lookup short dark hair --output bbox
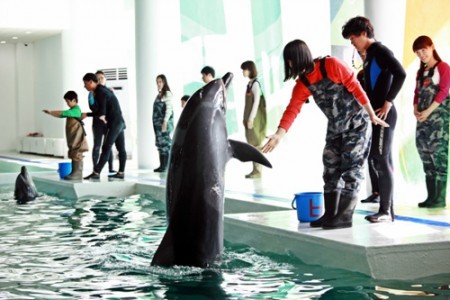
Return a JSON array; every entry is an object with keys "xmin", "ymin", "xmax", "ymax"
[
  {"xmin": 82, "ymin": 73, "xmax": 98, "ymax": 83},
  {"xmin": 64, "ymin": 91, "xmax": 78, "ymax": 103},
  {"xmin": 341, "ymin": 16, "xmax": 375, "ymax": 39},
  {"xmin": 181, "ymin": 95, "xmax": 190, "ymax": 101},
  {"xmin": 283, "ymin": 39, "xmax": 314, "ymax": 81},
  {"xmin": 95, "ymin": 70, "xmax": 105, "ymax": 76},
  {"xmin": 201, "ymin": 66, "xmax": 215, "ymax": 77},
  {"xmin": 241, "ymin": 60, "xmax": 258, "ymax": 79}
]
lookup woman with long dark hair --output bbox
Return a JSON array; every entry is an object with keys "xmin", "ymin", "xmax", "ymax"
[
  {"xmin": 153, "ymin": 74, "xmax": 174, "ymax": 172},
  {"xmin": 412, "ymin": 35, "xmax": 450, "ymax": 208}
]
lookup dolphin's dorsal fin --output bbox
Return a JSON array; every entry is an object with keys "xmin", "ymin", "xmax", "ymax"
[{"xmin": 228, "ymin": 139, "xmax": 272, "ymax": 168}]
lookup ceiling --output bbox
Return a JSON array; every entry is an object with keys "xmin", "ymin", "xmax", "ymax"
[{"xmin": 0, "ymin": 28, "xmax": 62, "ymax": 44}]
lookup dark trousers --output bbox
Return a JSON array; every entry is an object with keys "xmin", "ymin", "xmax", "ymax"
[
  {"xmin": 94, "ymin": 122, "xmax": 127, "ymax": 173},
  {"xmin": 369, "ymin": 106, "xmax": 397, "ymax": 214},
  {"xmin": 92, "ymin": 122, "xmax": 114, "ymax": 171}
]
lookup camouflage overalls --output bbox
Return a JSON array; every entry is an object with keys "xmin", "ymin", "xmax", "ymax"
[
  {"xmin": 153, "ymin": 95, "xmax": 174, "ymax": 156},
  {"xmin": 300, "ymin": 58, "xmax": 371, "ymax": 197},
  {"xmin": 416, "ymin": 64, "xmax": 450, "ymax": 181}
]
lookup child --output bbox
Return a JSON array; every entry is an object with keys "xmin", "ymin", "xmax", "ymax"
[
  {"xmin": 43, "ymin": 91, "xmax": 88, "ymax": 180},
  {"xmin": 262, "ymin": 39, "xmax": 388, "ymax": 229}
]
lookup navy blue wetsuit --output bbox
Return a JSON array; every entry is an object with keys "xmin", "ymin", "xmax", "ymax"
[{"xmin": 363, "ymin": 42, "xmax": 406, "ymax": 215}]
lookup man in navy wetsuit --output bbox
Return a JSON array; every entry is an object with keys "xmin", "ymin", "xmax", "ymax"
[{"xmin": 342, "ymin": 16, "xmax": 406, "ymax": 222}]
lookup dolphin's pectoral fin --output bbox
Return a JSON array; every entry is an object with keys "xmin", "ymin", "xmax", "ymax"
[{"xmin": 229, "ymin": 139, "xmax": 272, "ymax": 168}]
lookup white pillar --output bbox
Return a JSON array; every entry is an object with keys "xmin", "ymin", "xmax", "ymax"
[
  {"xmin": 365, "ymin": 0, "xmax": 407, "ymax": 61},
  {"xmin": 135, "ymin": 0, "xmax": 180, "ymax": 169}
]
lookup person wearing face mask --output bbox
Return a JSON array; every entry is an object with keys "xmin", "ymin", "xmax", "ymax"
[
  {"xmin": 153, "ymin": 74, "xmax": 174, "ymax": 172},
  {"xmin": 412, "ymin": 35, "xmax": 450, "ymax": 209}
]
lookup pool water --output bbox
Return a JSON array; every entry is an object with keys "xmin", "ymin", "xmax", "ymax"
[
  {"xmin": 0, "ymin": 185, "xmax": 449, "ymax": 299},
  {"xmin": 0, "ymin": 159, "xmax": 54, "ymax": 173}
]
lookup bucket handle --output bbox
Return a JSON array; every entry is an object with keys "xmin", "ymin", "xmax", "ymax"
[{"xmin": 291, "ymin": 197, "xmax": 296, "ymax": 210}]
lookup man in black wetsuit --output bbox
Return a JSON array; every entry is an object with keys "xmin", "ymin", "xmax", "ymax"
[
  {"xmin": 82, "ymin": 73, "xmax": 127, "ymax": 180},
  {"xmin": 342, "ymin": 16, "xmax": 406, "ymax": 222}
]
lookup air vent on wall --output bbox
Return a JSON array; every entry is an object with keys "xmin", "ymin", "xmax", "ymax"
[{"xmin": 99, "ymin": 68, "xmax": 128, "ymax": 81}]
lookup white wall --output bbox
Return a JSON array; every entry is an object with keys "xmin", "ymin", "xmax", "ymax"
[
  {"xmin": 16, "ymin": 43, "xmax": 36, "ymax": 143},
  {"xmin": 0, "ymin": 44, "xmax": 17, "ymax": 151}
]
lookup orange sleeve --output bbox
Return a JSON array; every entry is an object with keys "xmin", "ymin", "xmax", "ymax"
[{"xmin": 278, "ymin": 81, "xmax": 312, "ymax": 132}]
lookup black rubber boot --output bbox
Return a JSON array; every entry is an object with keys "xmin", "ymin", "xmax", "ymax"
[
  {"xmin": 154, "ymin": 153, "xmax": 168, "ymax": 173},
  {"xmin": 64, "ymin": 160, "xmax": 83, "ymax": 180},
  {"xmin": 154, "ymin": 153, "xmax": 163, "ymax": 172},
  {"xmin": 322, "ymin": 193, "xmax": 358, "ymax": 229},
  {"xmin": 310, "ymin": 191, "xmax": 340, "ymax": 228},
  {"xmin": 427, "ymin": 179, "xmax": 447, "ymax": 208},
  {"xmin": 418, "ymin": 176, "xmax": 436, "ymax": 208}
]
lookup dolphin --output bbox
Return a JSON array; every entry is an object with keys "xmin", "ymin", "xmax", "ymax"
[
  {"xmin": 14, "ymin": 166, "xmax": 39, "ymax": 204},
  {"xmin": 151, "ymin": 72, "xmax": 272, "ymax": 268}
]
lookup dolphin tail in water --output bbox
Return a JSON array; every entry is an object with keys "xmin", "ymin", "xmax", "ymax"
[{"xmin": 228, "ymin": 139, "xmax": 272, "ymax": 168}]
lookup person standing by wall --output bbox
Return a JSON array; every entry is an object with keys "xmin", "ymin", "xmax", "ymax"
[
  {"xmin": 412, "ymin": 35, "xmax": 450, "ymax": 208},
  {"xmin": 88, "ymin": 70, "xmax": 116, "ymax": 175},
  {"xmin": 82, "ymin": 73, "xmax": 127, "ymax": 180},
  {"xmin": 241, "ymin": 60, "xmax": 267, "ymax": 179},
  {"xmin": 342, "ymin": 16, "xmax": 406, "ymax": 223},
  {"xmin": 153, "ymin": 74, "xmax": 174, "ymax": 172},
  {"xmin": 262, "ymin": 39, "xmax": 388, "ymax": 230}
]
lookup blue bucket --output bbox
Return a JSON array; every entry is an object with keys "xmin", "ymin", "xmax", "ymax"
[
  {"xmin": 58, "ymin": 162, "xmax": 72, "ymax": 179},
  {"xmin": 291, "ymin": 192, "xmax": 324, "ymax": 222}
]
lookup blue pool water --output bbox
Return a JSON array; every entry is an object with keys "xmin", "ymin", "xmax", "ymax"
[{"xmin": 0, "ymin": 185, "xmax": 449, "ymax": 299}]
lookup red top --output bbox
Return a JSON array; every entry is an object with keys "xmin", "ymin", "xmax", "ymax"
[
  {"xmin": 413, "ymin": 61, "xmax": 450, "ymax": 105},
  {"xmin": 279, "ymin": 57, "xmax": 369, "ymax": 132}
]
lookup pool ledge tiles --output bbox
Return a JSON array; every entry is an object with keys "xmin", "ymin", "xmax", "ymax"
[{"xmin": 32, "ymin": 173, "xmax": 450, "ymax": 281}]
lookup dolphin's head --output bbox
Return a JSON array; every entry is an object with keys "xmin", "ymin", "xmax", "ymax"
[
  {"xmin": 198, "ymin": 72, "xmax": 233, "ymax": 113},
  {"xmin": 21, "ymin": 166, "xmax": 28, "ymax": 176}
]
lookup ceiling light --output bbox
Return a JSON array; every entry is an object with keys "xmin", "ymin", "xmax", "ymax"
[
  {"xmin": 12, "ymin": 36, "xmax": 18, "ymax": 39},
  {"xmin": 26, "ymin": 31, "xmax": 32, "ymax": 34},
  {"xmin": 1, "ymin": 41, "xmax": 6, "ymax": 44}
]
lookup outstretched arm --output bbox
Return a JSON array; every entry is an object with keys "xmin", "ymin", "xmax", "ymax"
[{"xmin": 43, "ymin": 110, "xmax": 62, "ymax": 118}]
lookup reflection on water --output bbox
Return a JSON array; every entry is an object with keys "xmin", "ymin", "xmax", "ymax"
[{"xmin": 0, "ymin": 185, "xmax": 449, "ymax": 299}]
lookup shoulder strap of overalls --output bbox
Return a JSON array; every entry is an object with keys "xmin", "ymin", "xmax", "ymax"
[
  {"xmin": 319, "ymin": 56, "xmax": 328, "ymax": 79},
  {"xmin": 250, "ymin": 79, "xmax": 264, "ymax": 96},
  {"xmin": 71, "ymin": 117, "xmax": 87, "ymax": 136}
]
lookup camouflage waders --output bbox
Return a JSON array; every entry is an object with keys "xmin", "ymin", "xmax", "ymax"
[
  {"xmin": 153, "ymin": 96, "xmax": 174, "ymax": 172},
  {"xmin": 416, "ymin": 64, "xmax": 449, "ymax": 208},
  {"xmin": 303, "ymin": 58, "xmax": 371, "ymax": 229}
]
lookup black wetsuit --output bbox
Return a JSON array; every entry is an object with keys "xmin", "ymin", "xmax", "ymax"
[
  {"xmin": 363, "ymin": 41, "xmax": 406, "ymax": 215},
  {"xmin": 88, "ymin": 84, "xmax": 127, "ymax": 173}
]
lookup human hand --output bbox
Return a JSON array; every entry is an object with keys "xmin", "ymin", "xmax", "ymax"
[
  {"xmin": 370, "ymin": 115, "xmax": 389, "ymax": 127},
  {"xmin": 81, "ymin": 113, "xmax": 87, "ymax": 120},
  {"xmin": 247, "ymin": 120, "xmax": 254, "ymax": 129},
  {"xmin": 262, "ymin": 128, "xmax": 286, "ymax": 153},
  {"xmin": 162, "ymin": 121, "xmax": 167, "ymax": 133},
  {"xmin": 99, "ymin": 115, "xmax": 107, "ymax": 124},
  {"xmin": 375, "ymin": 101, "xmax": 392, "ymax": 120},
  {"xmin": 43, "ymin": 109, "xmax": 50, "ymax": 114},
  {"xmin": 417, "ymin": 109, "xmax": 431, "ymax": 122}
]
